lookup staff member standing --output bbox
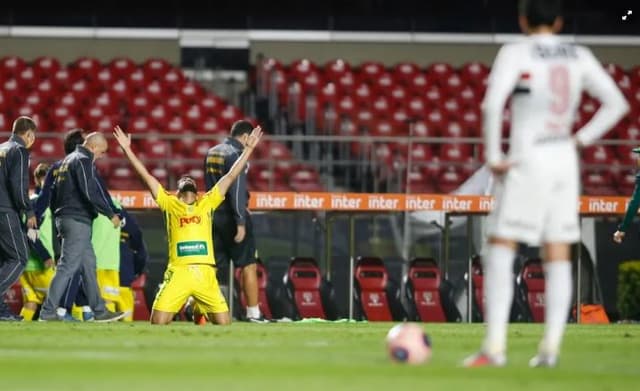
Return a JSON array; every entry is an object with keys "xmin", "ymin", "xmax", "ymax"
[
  {"xmin": 39, "ymin": 132, "xmax": 125, "ymax": 322},
  {"xmin": 204, "ymin": 120, "xmax": 265, "ymax": 322},
  {"xmin": 0, "ymin": 116, "xmax": 37, "ymax": 321}
]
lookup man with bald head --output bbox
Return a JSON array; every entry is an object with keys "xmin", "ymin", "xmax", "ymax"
[{"xmin": 40, "ymin": 132, "xmax": 125, "ymax": 322}]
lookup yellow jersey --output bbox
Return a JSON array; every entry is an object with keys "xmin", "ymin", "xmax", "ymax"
[{"xmin": 155, "ymin": 184, "xmax": 224, "ymax": 267}]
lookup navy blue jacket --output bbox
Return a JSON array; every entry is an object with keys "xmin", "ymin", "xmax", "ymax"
[
  {"xmin": 35, "ymin": 160, "xmax": 119, "ymax": 225},
  {"xmin": 204, "ymin": 137, "xmax": 249, "ymax": 225},
  {"xmin": 119, "ymin": 208, "xmax": 148, "ymax": 287},
  {"xmin": 51, "ymin": 145, "xmax": 115, "ymax": 224},
  {"xmin": 0, "ymin": 134, "xmax": 34, "ymax": 219}
]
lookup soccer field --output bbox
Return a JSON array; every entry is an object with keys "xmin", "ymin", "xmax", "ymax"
[{"xmin": 0, "ymin": 322, "xmax": 638, "ymax": 391}]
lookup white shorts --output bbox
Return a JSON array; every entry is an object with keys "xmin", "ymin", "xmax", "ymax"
[{"xmin": 486, "ymin": 144, "xmax": 580, "ymax": 246}]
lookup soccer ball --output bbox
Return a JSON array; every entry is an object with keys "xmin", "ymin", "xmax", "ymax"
[{"xmin": 386, "ymin": 323, "xmax": 432, "ymax": 364}]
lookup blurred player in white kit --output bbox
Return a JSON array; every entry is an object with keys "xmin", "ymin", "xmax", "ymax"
[{"xmin": 463, "ymin": 0, "xmax": 629, "ymax": 368}]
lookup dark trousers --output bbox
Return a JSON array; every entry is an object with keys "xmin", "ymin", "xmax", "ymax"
[{"xmin": 0, "ymin": 211, "xmax": 28, "ymax": 304}]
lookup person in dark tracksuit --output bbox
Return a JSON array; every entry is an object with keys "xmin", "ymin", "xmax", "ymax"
[
  {"xmin": 204, "ymin": 120, "xmax": 266, "ymax": 322},
  {"xmin": 118, "ymin": 207, "xmax": 148, "ymax": 321},
  {"xmin": 39, "ymin": 132, "xmax": 125, "ymax": 322},
  {"xmin": 35, "ymin": 128, "xmax": 121, "ymax": 321},
  {"xmin": 0, "ymin": 116, "xmax": 38, "ymax": 321},
  {"xmin": 613, "ymin": 147, "xmax": 640, "ymax": 244}
]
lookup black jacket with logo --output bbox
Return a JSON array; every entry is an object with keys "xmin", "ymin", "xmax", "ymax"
[
  {"xmin": 204, "ymin": 137, "xmax": 249, "ymax": 225},
  {"xmin": 51, "ymin": 145, "xmax": 115, "ymax": 224}
]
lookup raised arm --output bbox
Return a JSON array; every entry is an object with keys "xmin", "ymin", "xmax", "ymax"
[
  {"xmin": 112, "ymin": 126, "xmax": 160, "ymax": 199},
  {"xmin": 215, "ymin": 126, "xmax": 263, "ymax": 197}
]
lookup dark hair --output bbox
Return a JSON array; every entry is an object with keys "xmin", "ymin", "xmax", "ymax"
[
  {"xmin": 34, "ymin": 162, "xmax": 50, "ymax": 179},
  {"xmin": 63, "ymin": 128, "xmax": 85, "ymax": 155},
  {"xmin": 12, "ymin": 116, "xmax": 37, "ymax": 135},
  {"xmin": 230, "ymin": 120, "xmax": 254, "ymax": 138},
  {"xmin": 519, "ymin": 0, "xmax": 563, "ymax": 28}
]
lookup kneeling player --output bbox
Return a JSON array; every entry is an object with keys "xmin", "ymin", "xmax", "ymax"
[{"xmin": 112, "ymin": 125, "xmax": 263, "ymax": 325}]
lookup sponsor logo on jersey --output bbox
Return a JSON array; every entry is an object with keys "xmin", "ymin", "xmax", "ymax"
[
  {"xmin": 179, "ymin": 215, "xmax": 201, "ymax": 227},
  {"xmin": 177, "ymin": 241, "xmax": 208, "ymax": 257}
]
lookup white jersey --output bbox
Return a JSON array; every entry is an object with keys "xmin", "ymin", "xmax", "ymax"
[
  {"xmin": 483, "ymin": 34, "xmax": 628, "ymax": 245},
  {"xmin": 483, "ymin": 34, "xmax": 629, "ymax": 166}
]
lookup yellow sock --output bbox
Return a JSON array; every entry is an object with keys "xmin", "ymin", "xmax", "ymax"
[
  {"xmin": 105, "ymin": 302, "xmax": 116, "ymax": 312},
  {"xmin": 20, "ymin": 307, "xmax": 36, "ymax": 321}
]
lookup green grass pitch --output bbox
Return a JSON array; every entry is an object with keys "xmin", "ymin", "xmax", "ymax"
[{"xmin": 0, "ymin": 322, "xmax": 638, "ymax": 391}]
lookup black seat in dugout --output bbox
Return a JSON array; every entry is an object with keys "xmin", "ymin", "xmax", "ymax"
[{"xmin": 283, "ymin": 257, "xmax": 337, "ymax": 320}]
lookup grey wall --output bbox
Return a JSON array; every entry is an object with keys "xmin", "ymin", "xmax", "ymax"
[{"xmin": 0, "ymin": 38, "xmax": 180, "ymax": 65}]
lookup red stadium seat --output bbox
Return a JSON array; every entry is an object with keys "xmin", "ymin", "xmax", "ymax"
[
  {"xmin": 128, "ymin": 116, "xmax": 153, "ymax": 134},
  {"xmin": 392, "ymin": 62, "xmax": 420, "ymax": 86},
  {"xmin": 582, "ymin": 145, "xmax": 614, "ymax": 166},
  {"xmin": 359, "ymin": 61, "xmax": 386, "ymax": 84},
  {"xmin": 93, "ymin": 91, "xmax": 119, "ymax": 115},
  {"xmin": 149, "ymin": 104, "xmax": 169, "ymax": 129},
  {"xmin": 407, "ymin": 96, "xmax": 427, "ymax": 119},
  {"xmin": 131, "ymin": 274, "xmax": 151, "ymax": 321},
  {"xmin": 436, "ymin": 166, "xmax": 465, "ymax": 193},
  {"xmin": 68, "ymin": 58, "xmax": 100, "ymax": 83},
  {"xmin": 289, "ymin": 168, "xmax": 323, "ymax": 192},
  {"xmin": 404, "ymin": 168, "xmax": 436, "ymax": 194},
  {"xmin": 108, "ymin": 79, "xmax": 131, "ymax": 104},
  {"xmin": 426, "ymin": 62, "xmax": 455, "ymax": 86},
  {"xmin": 336, "ymin": 71, "xmax": 356, "ymax": 92},
  {"xmin": 23, "ymin": 91, "xmax": 45, "ymax": 112},
  {"xmin": 249, "ymin": 167, "xmax": 290, "ymax": 191},
  {"xmin": 324, "ymin": 59, "xmax": 351, "ymax": 82},
  {"xmin": 234, "ymin": 259, "xmax": 273, "ymax": 320},
  {"xmin": 289, "ymin": 59, "xmax": 318, "ymax": 81},
  {"xmin": 162, "ymin": 68, "xmax": 186, "ymax": 94},
  {"xmin": 459, "ymin": 62, "xmax": 490, "ymax": 89},
  {"xmin": 219, "ymin": 105, "xmax": 243, "ymax": 127},
  {"xmin": 145, "ymin": 80, "xmax": 165, "ymax": 105},
  {"xmin": 405, "ymin": 258, "xmax": 449, "ymax": 322},
  {"xmin": 354, "ymin": 82, "xmax": 373, "ymax": 107},
  {"xmin": 3, "ymin": 281, "xmax": 23, "ymax": 316},
  {"xmin": 138, "ymin": 136, "xmax": 172, "ymax": 160},
  {"xmin": 373, "ymin": 72, "xmax": 394, "ymax": 95},
  {"xmin": 517, "ymin": 258, "xmax": 545, "ymax": 323},
  {"xmin": 200, "ymin": 95, "xmax": 224, "ymax": 115},
  {"xmin": 582, "ymin": 169, "xmax": 617, "ymax": 195},
  {"xmin": 199, "ymin": 116, "xmax": 225, "ymax": 135},
  {"xmin": 284, "ymin": 257, "xmax": 335, "ymax": 320},
  {"xmin": 353, "ymin": 257, "xmax": 397, "ymax": 321},
  {"xmin": 371, "ymin": 95, "xmax": 391, "ymax": 119},
  {"xmin": 0, "ymin": 56, "xmax": 27, "ymax": 79},
  {"xmin": 616, "ymin": 169, "xmax": 637, "ymax": 195},
  {"xmin": 108, "ymin": 57, "xmax": 137, "ymax": 80},
  {"xmin": 127, "ymin": 68, "xmax": 148, "ymax": 93},
  {"xmin": 33, "ymin": 57, "xmax": 61, "ymax": 80},
  {"xmin": 128, "ymin": 94, "xmax": 151, "ymax": 118},
  {"xmin": 389, "ymin": 85, "xmax": 408, "ymax": 108},
  {"xmin": 142, "ymin": 58, "xmax": 172, "ymax": 80}
]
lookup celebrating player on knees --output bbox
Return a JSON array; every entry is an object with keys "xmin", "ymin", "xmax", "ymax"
[{"xmin": 112, "ymin": 125, "xmax": 263, "ymax": 325}]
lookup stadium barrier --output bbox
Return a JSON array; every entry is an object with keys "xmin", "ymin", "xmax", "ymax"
[{"xmin": 113, "ymin": 190, "xmax": 632, "ymax": 322}]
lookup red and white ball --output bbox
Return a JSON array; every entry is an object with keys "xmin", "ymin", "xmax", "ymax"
[{"xmin": 386, "ymin": 323, "xmax": 432, "ymax": 364}]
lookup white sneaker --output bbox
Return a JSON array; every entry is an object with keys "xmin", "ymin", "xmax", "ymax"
[{"xmin": 529, "ymin": 353, "xmax": 558, "ymax": 368}]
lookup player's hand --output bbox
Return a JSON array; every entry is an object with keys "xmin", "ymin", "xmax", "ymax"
[
  {"xmin": 43, "ymin": 258, "xmax": 54, "ymax": 269},
  {"xmin": 234, "ymin": 225, "xmax": 246, "ymax": 243},
  {"xmin": 245, "ymin": 126, "xmax": 263, "ymax": 150},
  {"xmin": 489, "ymin": 161, "xmax": 513, "ymax": 176},
  {"xmin": 26, "ymin": 215, "xmax": 37, "ymax": 229},
  {"xmin": 27, "ymin": 228, "xmax": 39, "ymax": 242},
  {"xmin": 113, "ymin": 126, "xmax": 132, "ymax": 151},
  {"xmin": 111, "ymin": 215, "xmax": 121, "ymax": 228},
  {"xmin": 613, "ymin": 230, "xmax": 625, "ymax": 244}
]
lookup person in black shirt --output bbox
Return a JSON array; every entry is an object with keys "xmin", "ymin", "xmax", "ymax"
[
  {"xmin": 0, "ymin": 116, "xmax": 37, "ymax": 321},
  {"xmin": 204, "ymin": 120, "xmax": 266, "ymax": 322}
]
